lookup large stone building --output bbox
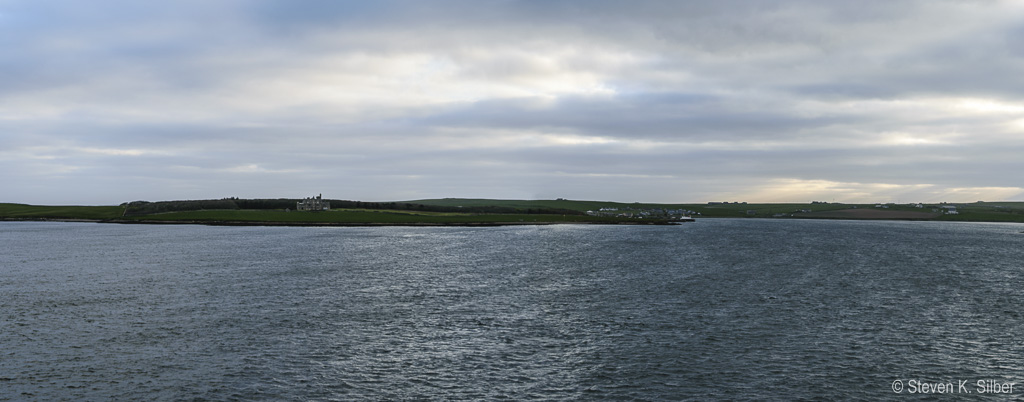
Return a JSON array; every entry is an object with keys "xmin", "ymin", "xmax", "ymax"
[{"xmin": 297, "ymin": 194, "xmax": 330, "ymax": 211}]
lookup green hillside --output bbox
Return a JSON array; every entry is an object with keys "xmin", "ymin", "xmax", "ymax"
[{"xmin": 0, "ymin": 203, "xmax": 123, "ymax": 220}]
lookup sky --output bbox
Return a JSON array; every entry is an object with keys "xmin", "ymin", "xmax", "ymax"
[{"xmin": 2, "ymin": 0, "xmax": 1023, "ymax": 205}]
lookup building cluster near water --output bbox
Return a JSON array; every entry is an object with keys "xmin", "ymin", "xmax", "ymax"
[
  {"xmin": 586, "ymin": 207, "xmax": 696, "ymax": 220},
  {"xmin": 872, "ymin": 203, "xmax": 960, "ymax": 215}
]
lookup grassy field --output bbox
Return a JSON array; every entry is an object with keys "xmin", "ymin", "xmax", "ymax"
[
  {"xmin": 411, "ymin": 199, "xmax": 862, "ymax": 217},
  {"xmin": 0, "ymin": 202, "xmax": 670, "ymax": 225},
  {"xmin": 0, "ymin": 203, "xmax": 123, "ymax": 220},
  {"xmin": 4, "ymin": 199, "xmax": 1024, "ymax": 224},
  {"xmin": 407, "ymin": 198, "xmax": 644, "ymax": 212},
  {"xmin": 685, "ymin": 203, "xmax": 853, "ymax": 217},
  {"xmin": 410, "ymin": 198, "xmax": 1024, "ymax": 222},
  {"xmin": 691, "ymin": 202, "xmax": 1024, "ymax": 222},
  {"xmin": 117, "ymin": 209, "xmax": 656, "ymax": 224}
]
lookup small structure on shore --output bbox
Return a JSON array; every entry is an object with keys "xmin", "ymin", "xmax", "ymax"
[{"xmin": 297, "ymin": 194, "xmax": 330, "ymax": 211}]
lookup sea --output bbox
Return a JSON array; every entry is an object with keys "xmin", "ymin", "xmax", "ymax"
[{"xmin": 2, "ymin": 219, "xmax": 1023, "ymax": 401}]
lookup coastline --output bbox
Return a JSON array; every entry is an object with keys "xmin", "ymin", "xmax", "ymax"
[
  {"xmin": 6, "ymin": 199, "xmax": 1024, "ymax": 225},
  {"xmin": 5, "ymin": 216, "xmax": 1024, "ymax": 227},
  {"xmin": 1, "ymin": 217, "xmax": 681, "ymax": 227}
]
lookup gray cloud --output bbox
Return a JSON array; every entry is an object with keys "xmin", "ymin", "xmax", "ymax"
[{"xmin": 2, "ymin": 0, "xmax": 1023, "ymax": 204}]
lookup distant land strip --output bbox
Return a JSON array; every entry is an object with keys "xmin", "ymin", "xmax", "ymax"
[
  {"xmin": 795, "ymin": 209, "xmax": 940, "ymax": 220},
  {"xmin": 2, "ymin": 198, "xmax": 1024, "ymax": 225},
  {"xmin": 0, "ymin": 217, "xmax": 679, "ymax": 227}
]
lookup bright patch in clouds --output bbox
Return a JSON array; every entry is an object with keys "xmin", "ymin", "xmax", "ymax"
[
  {"xmin": 738, "ymin": 179, "xmax": 936, "ymax": 204},
  {"xmin": 878, "ymin": 133, "xmax": 952, "ymax": 147},
  {"xmin": 76, "ymin": 147, "xmax": 171, "ymax": 157},
  {"xmin": 739, "ymin": 179, "xmax": 1024, "ymax": 204},
  {"xmin": 941, "ymin": 186, "xmax": 1024, "ymax": 202},
  {"xmin": 223, "ymin": 164, "xmax": 299, "ymax": 174},
  {"xmin": 954, "ymin": 98, "xmax": 1024, "ymax": 114}
]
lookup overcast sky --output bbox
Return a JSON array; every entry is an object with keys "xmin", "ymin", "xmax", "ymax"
[{"xmin": 3, "ymin": 0, "xmax": 1023, "ymax": 205}]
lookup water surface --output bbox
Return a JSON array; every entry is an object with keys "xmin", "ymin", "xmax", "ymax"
[{"xmin": 2, "ymin": 220, "xmax": 1023, "ymax": 400}]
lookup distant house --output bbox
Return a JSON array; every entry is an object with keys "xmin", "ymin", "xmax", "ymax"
[{"xmin": 297, "ymin": 194, "xmax": 330, "ymax": 211}]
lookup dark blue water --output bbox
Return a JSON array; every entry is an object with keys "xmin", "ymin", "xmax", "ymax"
[{"xmin": 2, "ymin": 220, "xmax": 1023, "ymax": 400}]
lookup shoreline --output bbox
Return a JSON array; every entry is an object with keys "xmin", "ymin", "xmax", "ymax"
[
  {"xmin": 1, "ymin": 217, "xmax": 682, "ymax": 227},
  {"xmin": 6, "ymin": 216, "xmax": 1023, "ymax": 226}
]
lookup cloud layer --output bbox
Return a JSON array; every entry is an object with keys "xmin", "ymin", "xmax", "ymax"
[{"xmin": 2, "ymin": 0, "xmax": 1023, "ymax": 204}]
